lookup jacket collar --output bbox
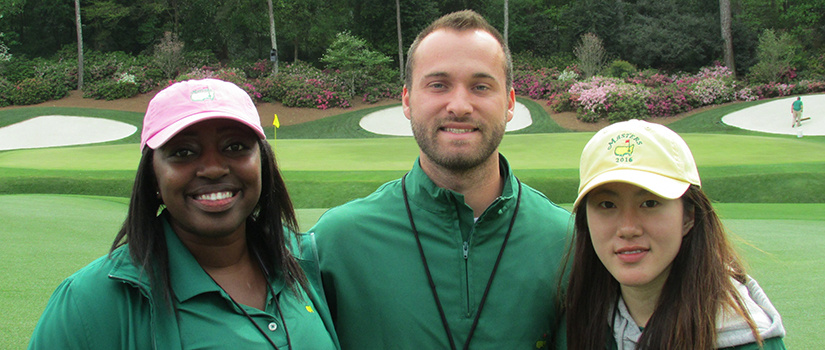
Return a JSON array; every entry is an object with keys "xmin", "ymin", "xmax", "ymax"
[
  {"xmin": 404, "ymin": 154, "xmax": 518, "ymax": 217},
  {"xmin": 107, "ymin": 215, "xmax": 286, "ymax": 304}
]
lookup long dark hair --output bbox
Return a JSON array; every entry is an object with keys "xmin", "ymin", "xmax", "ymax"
[
  {"xmin": 110, "ymin": 139, "xmax": 306, "ymax": 306},
  {"xmin": 564, "ymin": 185, "xmax": 762, "ymax": 349}
]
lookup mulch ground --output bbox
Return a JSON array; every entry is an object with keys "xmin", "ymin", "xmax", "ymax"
[{"xmin": 1, "ymin": 89, "xmax": 692, "ymax": 132}]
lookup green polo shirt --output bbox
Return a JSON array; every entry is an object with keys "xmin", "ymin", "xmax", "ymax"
[
  {"xmin": 792, "ymin": 99, "xmax": 803, "ymax": 111},
  {"xmin": 164, "ymin": 221, "xmax": 336, "ymax": 349}
]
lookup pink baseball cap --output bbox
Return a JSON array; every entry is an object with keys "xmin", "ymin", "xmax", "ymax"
[{"xmin": 140, "ymin": 78, "xmax": 265, "ymax": 149}]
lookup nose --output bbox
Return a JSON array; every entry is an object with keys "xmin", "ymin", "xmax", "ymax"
[
  {"xmin": 196, "ymin": 148, "xmax": 229, "ymax": 179},
  {"xmin": 616, "ymin": 208, "xmax": 642, "ymax": 239},
  {"xmin": 445, "ymin": 86, "xmax": 473, "ymax": 117}
]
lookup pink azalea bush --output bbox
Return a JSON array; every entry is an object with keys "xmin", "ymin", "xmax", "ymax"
[
  {"xmin": 570, "ymin": 77, "xmax": 651, "ymax": 122},
  {"xmin": 254, "ymin": 61, "xmax": 351, "ymax": 109}
]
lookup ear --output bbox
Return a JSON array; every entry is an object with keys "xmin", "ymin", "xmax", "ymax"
[
  {"xmin": 402, "ymin": 85, "xmax": 412, "ymax": 121},
  {"xmin": 506, "ymin": 88, "xmax": 515, "ymax": 122},
  {"xmin": 682, "ymin": 205, "xmax": 695, "ymax": 237}
]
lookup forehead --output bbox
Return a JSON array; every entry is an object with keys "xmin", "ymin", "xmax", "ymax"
[
  {"xmin": 411, "ymin": 29, "xmax": 505, "ymax": 78},
  {"xmin": 589, "ymin": 182, "xmax": 651, "ymax": 197},
  {"xmin": 168, "ymin": 119, "xmax": 257, "ymax": 141}
]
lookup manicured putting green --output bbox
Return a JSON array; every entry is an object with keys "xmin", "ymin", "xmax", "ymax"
[{"xmin": 1, "ymin": 133, "xmax": 823, "ymax": 172}]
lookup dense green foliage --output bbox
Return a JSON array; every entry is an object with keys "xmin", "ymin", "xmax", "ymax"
[
  {"xmin": 2, "ymin": 0, "xmax": 824, "ymax": 76},
  {"xmin": 2, "ymin": 1, "xmax": 825, "ymax": 120}
]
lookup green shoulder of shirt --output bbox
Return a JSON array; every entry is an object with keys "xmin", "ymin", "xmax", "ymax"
[{"xmin": 720, "ymin": 336, "xmax": 786, "ymax": 350}]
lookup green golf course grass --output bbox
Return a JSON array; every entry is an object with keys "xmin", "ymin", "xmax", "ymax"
[
  {"xmin": 1, "ymin": 132, "xmax": 824, "ymax": 206},
  {"xmin": 1, "ymin": 195, "xmax": 822, "ymax": 349},
  {"xmin": 1, "ymin": 97, "xmax": 823, "ymax": 348}
]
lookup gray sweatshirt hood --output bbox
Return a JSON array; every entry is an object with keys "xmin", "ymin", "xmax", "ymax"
[{"xmin": 611, "ymin": 276, "xmax": 785, "ymax": 349}]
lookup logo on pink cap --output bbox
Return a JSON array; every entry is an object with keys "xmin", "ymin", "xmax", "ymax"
[
  {"xmin": 190, "ymin": 88, "xmax": 215, "ymax": 102},
  {"xmin": 140, "ymin": 79, "xmax": 265, "ymax": 150}
]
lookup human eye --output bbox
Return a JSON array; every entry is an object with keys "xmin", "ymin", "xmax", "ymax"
[
  {"xmin": 225, "ymin": 143, "xmax": 248, "ymax": 152},
  {"xmin": 428, "ymin": 81, "xmax": 447, "ymax": 90},
  {"xmin": 598, "ymin": 201, "xmax": 616, "ymax": 209},
  {"xmin": 474, "ymin": 84, "xmax": 491, "ymax": 92},
  {"xmin": 641, "ymin": 200, "xmax": 659, "ymax": 208},
  {"xmin": 169, "ymin": 148, "xmax": 195, "ymax": 158}
]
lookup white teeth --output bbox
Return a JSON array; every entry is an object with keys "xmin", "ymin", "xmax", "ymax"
[
  {"xmin": 619, "ymin": 250, "xmax": 644, "ymax": 255},
  {"xmin": 443, "ymin": 128, "xmax": 473, "ymax": 134},
  {"xmin": 195, "ymin": 191, "xmax": 233, "ymax": 201}
]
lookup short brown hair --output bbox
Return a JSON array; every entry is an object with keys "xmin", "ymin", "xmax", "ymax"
[{"xmin": 404, "ymin": 10, "xmax": 512, "ymax": 90}]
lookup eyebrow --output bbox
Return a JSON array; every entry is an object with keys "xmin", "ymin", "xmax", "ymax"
[
  {"xmin": 422, "ymin": 71, "xmax": 498, "ymax": 81},
  {"xmin": 589, "ymin": 186, "xmax": 653, "ymax": 198}
]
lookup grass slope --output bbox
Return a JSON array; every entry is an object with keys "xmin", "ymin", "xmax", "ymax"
[
  {"xmin": 1, "ymin": 195, "xmax": 820, "ymax": 349},
  {"xmin": 2, "ymin": 132, "xmax": 823, "ymax": 205}
]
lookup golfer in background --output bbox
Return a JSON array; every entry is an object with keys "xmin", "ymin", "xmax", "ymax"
[{"xmin": 792, "ymin": 97, "xmax": 803, "ymax": 127}]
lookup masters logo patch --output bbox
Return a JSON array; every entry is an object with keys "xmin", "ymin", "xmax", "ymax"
[
  {"xmin": 606, "ymin": 132, "xmax": 643, "ymax": 163},
  {"xmin": 190, "ymin": 87, "xmax": 215, "ymax": 102}
]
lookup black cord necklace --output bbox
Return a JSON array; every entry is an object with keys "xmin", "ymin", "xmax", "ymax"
[
  {"xmin": 401, "ymin": 173, "xmax": 522, "ymax": 350},
  {"xmin": 202, "ymin": 251, "xmax": 292, "ymax": 350}
]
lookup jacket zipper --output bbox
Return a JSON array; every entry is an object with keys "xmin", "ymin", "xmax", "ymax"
[{"xmin": 463, "ymin": 239, "xmax": 471, "ymax": 317}]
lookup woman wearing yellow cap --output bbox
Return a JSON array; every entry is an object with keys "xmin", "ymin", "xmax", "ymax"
[{"xmin": 562, "ymin": 120, "xmax": 786, "ymax": 349}]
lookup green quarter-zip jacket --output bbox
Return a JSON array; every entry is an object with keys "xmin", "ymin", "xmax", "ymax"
[{"xmin": 311, "ymin": 156, "xmax": 571, "ymax": 349}]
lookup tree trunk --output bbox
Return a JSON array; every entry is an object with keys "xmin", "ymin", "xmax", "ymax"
[
  {"xmin": 504, "ymin": 0, "xmax": 509, "ymax": 48},
  {"xmin": 267, "ymin": 0, "xmax": 278, "ymax": 75},
  {"xmin": 75, "ymin": 0, "xmax": 84, "ymax": 91},
  {"xmin": 720, "ymin": 0, "xmax": 736, "ymax": 76},
  {"xmin": 396, "ymin": 0, "xmax": 404, "ymax": 81}
]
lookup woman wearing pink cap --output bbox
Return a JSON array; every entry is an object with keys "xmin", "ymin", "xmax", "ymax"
[
  {"xmin": 29, "ymin": 79, "xmax": 339, "ymax": 349},
  {"xmin": 562, "ymin": 120, "xmax": 785, "ymax": 349}
]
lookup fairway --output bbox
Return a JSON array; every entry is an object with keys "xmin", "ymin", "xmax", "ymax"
[
  {"xmin": 1, "ymin": 133, "xmax": 824, "ymax": 171},
  {"xmin": 1, "ymin": 194, "xmax": 823, "ymax": 349}
]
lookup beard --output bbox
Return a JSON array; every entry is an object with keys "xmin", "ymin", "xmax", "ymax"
[{"xmin": 410, "ymin": 111, "xmax": 507, "ymax": 172}]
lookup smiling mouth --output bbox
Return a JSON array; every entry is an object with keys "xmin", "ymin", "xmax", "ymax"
[
  {"xmin": 618, "ymin": 249, "xmax": 645, "ymax": 255},
  {"xmin": 193, "ymin": 191, "xmax": 236, "ymax": 201},
  {"xmin": 441, "ymin": 127, "xmax": 476, "ymax": 134}
]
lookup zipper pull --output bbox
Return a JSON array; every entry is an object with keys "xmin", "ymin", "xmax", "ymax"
[{"xmin": 463, "ymin": 241, "xmax": 469, "ymax": 260}]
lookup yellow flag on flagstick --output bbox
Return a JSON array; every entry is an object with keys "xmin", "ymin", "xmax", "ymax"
[{"xmin": 273, "ymin": 113, "xmax": 280, "ymax": 128}]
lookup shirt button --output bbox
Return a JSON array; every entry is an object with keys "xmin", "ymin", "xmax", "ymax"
[{"xmin": 268, "ymin": 322, "xmax": 278, "ymax": 331}]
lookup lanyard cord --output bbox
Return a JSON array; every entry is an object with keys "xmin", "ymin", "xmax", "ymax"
[
  {"xmin": 401, "ymin": 173, "xmax": 522, "ymax": 350},
  {"xmin": 202, "ymin": 251, "xmax": 292, "ymax": 350}
]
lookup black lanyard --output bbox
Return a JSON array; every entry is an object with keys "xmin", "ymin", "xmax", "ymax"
[
  {"xmin": 202, "ymin": 252, "xmax": 292, "ymax": 350},
  {"xmin": 401, "ymin": 174, "xmax": 522, "ymax": 350}
]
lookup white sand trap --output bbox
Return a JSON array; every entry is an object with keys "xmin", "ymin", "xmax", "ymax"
[
  {"xmin": 360, "ymin": 102, "xmax": 532, "ymax": 136},
  {"xmin": 722, "ymin": 94, "xmax": 825, "ymax": 136},
  {"xmin": 0, "ymin": 116, "xmax": 137, "ymax": 151}
]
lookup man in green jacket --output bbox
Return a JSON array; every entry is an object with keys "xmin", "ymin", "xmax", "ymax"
[{"xmin": 310, "ymin": 10, "xmax": 570, "ymax": 349}]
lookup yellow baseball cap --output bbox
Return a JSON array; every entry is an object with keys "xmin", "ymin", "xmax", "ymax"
[{"xmin": 574, "ymin": 119, "xmax": 701, "ymax": 208}]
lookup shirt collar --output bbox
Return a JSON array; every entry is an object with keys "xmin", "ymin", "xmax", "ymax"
[
  {"xmin": 405, "ymin": 154, "xmax": 517, "ymax": 211},
  {"xmin": 164, "ymin": 216, "xmax": 223, "ymax": 303},
  {"xmin": 163, "ymin": 216, "xmax": 286, "ymax": 304}
]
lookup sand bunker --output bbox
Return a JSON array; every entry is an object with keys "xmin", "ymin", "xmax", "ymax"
[
  {"xmin": 359, "ymin": 102, "xmax": 532, "ymax": 136},
  {"xmin": 722, "ymin": 95, "xmax": 825, "ymax": 136},
  {"xmin": 0, "ymin": 116, "xmax": 137, "ymax": 151}
]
